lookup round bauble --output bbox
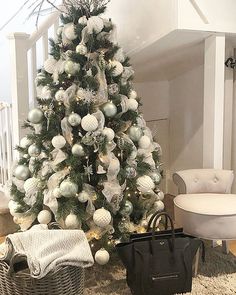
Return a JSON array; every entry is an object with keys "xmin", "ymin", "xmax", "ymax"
[
  {"xmin": 78, "ymin": 16, "xmax": 87, "ymax": 26},
  {"xmin": 138, "ymin": 135, "xmax": 151, "ymax": 149},
  {"xmin": 15, "ymin": 165, "xmax": 30, "ymax": 181},
  {"xmin": 65, "ymin": 61, "xmax": 80, "ymax": 75},
  {"xmin": 37, "ymin": 210, "xmax": 52, "ymax": 224},
  {"xmin": 20, "ymin": 137, "xmax": 32, "ymax": 149},
  {"xmin": 65, "ymin": 213, "xmax": 81, "ymax": 229},
  {"xmin": 28, "ymin": 144, "xmax": 40, "ymax": 157},
  {"xmin": 154, "ymin": 200, "xmax": 165, "ymax": 211},
  {"xmin": 81, "ymin": 114, "xmax": 98, "ymax": 132},
  {"xmin": 72, "ymin": 144, "xmax": 85, "ymax": 157},
  {"xmin": 93, "ymin": 208, "xmax": 111, "ymax": 228},
  {"xmin": 60, "ymin": 179, "xmax": 78, "ymax": 198},
  {"xmin": 53, "ymin": 187, "xmax": 62, "ymax": 198},
  {"xmin": 109, "ymin": 60, "xmax": 123, "ymax": 77},
  {"xmin": 102, "ymin": 127, "xmax": 115, "ymax": 141},
  {"xmin": 77, "ymin": 191, "xmax": 89, "ymax": 203},
  {"xmin": 127, "ymin": 98, "xmax": 138, "ymax": 111},
  {"xmin": 76, "ymin": 43, "xmax": 88, "ymax": 55},
  {"xmin": 24, "ymin": 177, "xmax": 39, "ymax": 195},
  {"xmin": 63, "ymin": 23, "xmax": 77, "ymax": 40},
  {"xmin": 44, "ymin": 57, "xmax": 57, "ymax": 74},
  {"xmin": 102, "ymin": 101, "xmax": 117, "ymax": 118},
  {"xmin": 87, "ymin": 16, "xmax": 104, "ymax": 34},
  {"xmin": 68, "ymin": 113, "xmax": 81, "ymax": 126},
  {"xmin": 125, "ymin": 166, "xmax": 137, "ymax": 179},
  {"xmin": 55, "ymin": 89, "xmax": 65, "ymax": 102},
  {"xmin": 95, "ymin": 249, "xmax": 110, "ymax": 265},
  {"xmin": 157, "ymin": 191, "xmax": 165, "ymax": 201},
  {"xmin": 28, "ymin": 108, "xmax": 44, "ymax": 124},
  {"xmin": 149, "ymin": 172, "xmax": 162, "ymax": 185},
  {"xmin": 128, "ymin": 126, "xmax": 143, "ymax": 142},
  {"xmin": 129, "ymin": 90, "xmax": 137, "ymax": 99},
  {"xmin": 52, "ymin": 135, "xmax": 66, "ymax": 149},
  {"xmin": 108, "ymin": 83, "xmax": 119, "ymax": 95},
  {"xmin": 136, "ymin": 175, "xmax": 155, "ymax": 193},
  {"xmin": 120, "ymin": 200, "xmax": 133, "ymax": 216},
  {"xmin": 41, "ymin": 86, "xmax": 51, "ymax": 100}
]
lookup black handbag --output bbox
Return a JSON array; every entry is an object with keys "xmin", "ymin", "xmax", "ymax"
[{"xmin": 116, "ymin": 212, "xmax": 205, "ymax": 295}]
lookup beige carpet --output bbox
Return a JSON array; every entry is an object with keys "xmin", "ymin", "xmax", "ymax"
[{"xmin": 84, "ymin": 244, "xmax": 236, "ymax": 295}]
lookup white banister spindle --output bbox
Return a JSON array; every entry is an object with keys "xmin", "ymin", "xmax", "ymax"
[
  {"xmin": 42, "ymin": 32, "xmax": 49, "ymax": 61},
  {"xmin": 5, "ymin": 106, "xmax": 13, "ymax": 181},
  {"xmin": 31, "ymin": 44, "xmax": 37, "ymax": 105}
]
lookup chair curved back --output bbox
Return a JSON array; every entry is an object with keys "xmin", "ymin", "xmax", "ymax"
[{"xmin": 173, "ymin": 169, "xmax": 234, "ymax": 194}]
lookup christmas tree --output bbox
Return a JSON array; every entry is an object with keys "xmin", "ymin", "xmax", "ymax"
[{"xmin": 9, "ymin": 0, "xmax": 164, "ymax": 264}]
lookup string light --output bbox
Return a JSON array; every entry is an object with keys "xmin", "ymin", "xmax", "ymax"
[{"xmin": 128, "ymin": 193, "xmax": 131, "ymax": 197}]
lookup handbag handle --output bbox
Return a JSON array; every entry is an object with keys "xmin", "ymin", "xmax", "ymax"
[{"xmin": 147, "ymin": 211, "xmax": 169, "ymax": 232}]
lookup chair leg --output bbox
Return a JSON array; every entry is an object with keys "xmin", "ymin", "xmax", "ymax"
[
  {"xmin": 193, "ymin": 248, "xmax": 200, "ymax": 277},
  {"xmin": 222, "ymin": 240, "xmax": 229, "ymax": 254}
]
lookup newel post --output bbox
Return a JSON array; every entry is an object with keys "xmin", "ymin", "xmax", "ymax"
[{"xmin": 8, "ymin": 33, "xmax": 30, "ymax": 154}]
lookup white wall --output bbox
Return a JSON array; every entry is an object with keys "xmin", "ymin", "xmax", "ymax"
[{"xmin": 168, "ymin": 65, "xmax": 204, "ymax": 194}]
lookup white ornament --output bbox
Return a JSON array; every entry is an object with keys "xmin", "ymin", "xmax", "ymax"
[
  {"xmin": 52, "ymin": 135, "xmax": 66, "ymax": 149},
  {"xmin": 138, "ymin": 135, "xmax": 151, "ymax": 149},
  {"xmin": 44, "ymin": 57, "xmax": 57, "ymax": 74},
  {"xmin": 55, "ymin": 89, "xmax": 65, "ymax": 102},
  {"xmin": 102, "ymin": 128, "xmax": 115, "ymax": 141},
  {"xmin": 127, "ymin": 98, "xmax": 138, "ymax": 111},
  {"xmin": 157, "ymin": 191, "xmax": 165, "ymax": 201},
  {"xmin": 60, "ymin": 180, "xmax": 78, "ymax": 198},
  {"xmin": 78, "ymin": 16, "xmax": 87, "ymax": 26},
  {"xmin": 65, "ymin": 213, "xmax": 81, "ymax": 229},
  {"xmin": 129, "ymin": 90, "xmax": 137, "ymax": 99},
  {"xmin": 128, "ymin": 126, "xmax": 143, "ymax": 142},
  {"xmin": 87, "ymin": 16, "xmax": 104, "ymax": 34},
  {"xmin": 68, "ymin": 113, "xmax": 81, "ymax": 126},
  {"xmin": 15, "ymin": 165, "xmax": 30, "ymax": 181},
  {"xmin": 81, "ymin": 114, "xmax": 98, "ymax": 132},
  {"xmin": 63, "ymin": 23, "xmax": 77, "ymax": 40},
  {"xmin": 109, "ymin": 60, "xmax": 123, "ymax": 77},
  {"xmin": 20, "ymin": 137, "xmax": 32, "ymax": 149},
  {"xmin": 24, "ymin": 177, "xmax": 39, "ymax": 195},
  {"xmin": 93, "ymin": 208, "xmax": 111, "ymax": 228},
  {"xmin": 72, "ymin": 144, "xmax": 85, "ymax": 156},
  {"xmin": 53, "ymin": 187, "xmax": 62, "ymax": 198},
  {"xmin": 37, "ymin": 210, "xmax": 52, "ymax": 224},
  {"xmin": 28, "ymin": 108, "xmax": 44, "ymax": 124},
  {"xmin": 65, "ymin": 61, "xmax": 80, "ymax": 75},
  {"xmin": 76, "ymin": 43, "xmax": 88, "ymax": 55},
  {"xmin": 154, "ymin": 200, "xmax": 165, "ymax": 211},
  {"xmin": 28, "ymin": 144, "xmax": 40, "ymax": 157},
  {"xmin": 137, "ymin": 175, "xmax": 155, "ymax": 193},
  {"xmin": 102, "ymin": 101, "xmax": 117, "ymax": 118},
  {"xmin": 95, "ymin": 248, "xmax": 110, "ymax": 265},
  {"xmin": 78, "ymin": 191, "xmax": 89, "ymax": 203},
  {"xmin": 41, "ymin": 86, "xmax": 51, "ymax": 100}
]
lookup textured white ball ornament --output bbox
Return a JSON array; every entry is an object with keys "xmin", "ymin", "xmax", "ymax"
[
  {"xmin": 76, "ymin": 43, "xmax": 88, "ymax": 55},
  {"xmin": 72, "ymin": 144, "xmax": 85, "ymax": 156},
  {"xmin": 65, "ymin": 213, "xmax": 81, "ymax": 229},
  {"xmin": 127, "ymin": 98, "xmax": 138, "ymax": 111},
  {"xmin": 129, "ymin": 90, "xmax": 137, "ymax": 99},
  {"xmin": 78, "ymin": 16, "xmax": 87, "ymax": 26},
  {"xmin": 102, "ymin": 101, "xmax": 117, "ymax": 118},
  {"xmin": 20, "ymin": 137, "xmax": 32, "ymax": 149},
  {"xmin": 28, "ymin": 108, "xmax": 44, "ymax": 124},
  {"xmin": 87, "ymin": 16, "xmax": 104, "ymax": 34},
  {"xmin": 136, "ymin": 175, "xmax": 155, "ymax": 193},
  {"xmin": 37, "ymin": 210, "xmax": 52, "ymax": 224},
  {"xmin": 52, "ymin": 135, "xmax": 66, "ymax": 149},
  {"xmin": 78, "ymin": 191, "xmax": 89, "ymax": 203},
  {"xmin": 60, "ymin": 180, "xmax": 78, "ymax": 198},
  {"xmin": 154, "ymin": 200, "xmax": 165, "ymax": 211},
  {"xmin": 93, "ymin": 208, "xmax": 111, "ymax": 228},
  {"xmin": 15, "ymin": 165, "xmax": 30, "ymax": 181},
  {"xmin": 63, "ymin": 23, "xmax": 77, "ymax": 40},
  {"xmin": 102, "ymin": 127, "xmax": 115, "ymax": 141},
  {"xmin": 138, "ymin": 135, "xmax": 151, "ymax": 149},
  {"xmin": 68, "ymin": 113, "xmax": 81, "ymax": 126},
  {"xmin": 95, "ymin": 248, "xmax": 110, "ymax": 265},
  {"xmin": 128, "ymin": 126, "xmax": 143, "ymax": 142},
  {"xmin": 53, "ymin": 187, "xmax": 62, "ymax": 198},
  {"xmin": 44, "ymin": 57, "xmax": 57, "ymax": 74},
  {"xmin": 109, "ymin": 60, "xmax": 123, "ymax": 77},
  {"xmin": 81, "ymin": 114, "xmax": 98, "ymax": 132},
  {"xmin": 65, "ymin": 61, "xmax": 80, "ymax": 75},
  {"xmin": 55, "ymin": 89, "xmax": 65, "ymax": 102},
  {"xmin": 28, "ymin": 144, "xmax": 40, "ymax": 157},
  {"xmin": 24, "ymin": 177, "xmax": 39, "ymax": 195}
]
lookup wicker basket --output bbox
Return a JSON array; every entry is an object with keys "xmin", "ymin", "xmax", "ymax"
[{"xmin": 0, "ymin": 261, "xmax": 85, "ymax": 295}]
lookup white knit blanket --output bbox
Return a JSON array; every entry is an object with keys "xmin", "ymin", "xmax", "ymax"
[{"xmin": 0, "ymin": 225, "xmax": 94, "ymax": 279}]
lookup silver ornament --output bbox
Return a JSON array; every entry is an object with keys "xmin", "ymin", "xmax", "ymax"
[
  {"xmin": 28, "ymin": 144, "xmax": 40, "ymax": 157},
  {"xmin": 108, "ymin": 83, "xmax": 119, "ymax": 95},
  {"xmin": 149, "ymin": 172, "xmax": 162, "ymax": 185},
  {"xmin": 68, "ymin": 113, "xmax": 81, "ymax": 126},
  {"xmin": 65, "ymin": 213, "xmax": 81, "ymax": 229},
  {"xmin": 120, "ymin": 200, "xmax": 133, "ymax": 216},
  {"xmin": 118, "ymin": 217, "xmax": 131, "ymax": 233},
  {"xmin": 77, "ymin": 191, "xmax": 89, "ymax": 203},
  {"xmin": 55, "ymin": 89, "xmax": 65, "ymax": 102},
  {"xmin": 72, "ymin": 144, "xmax": 85, "ymax": 156},
  {"xmin": 102, "ymin": 127, "xmax": 115, "ymax": 141},
  {"xmin": 128, "ymin": 126, "xmax": 143, "ymax": 142},
  {"xmin": 125, "ymin": 167, "xmax": 137, "ymax": 179},
  {"xmin": 15, "ymin": 165, "xmax": 30, "ymax": 181},
  {"xmin": 76, "ymin": 43, "xmax": 88, "ymax": 55},
  {"xmin": 102, "ymin": 101, "xmax": 117, "ymax": 118},
  {"xmin": 93, "ymin": 208, "xmax": 111, "ymax": 228},
  {"xmin": 60, "ymin": 179, "xmax": 78, "ymax": 198},
  {"xmin": 28, "ymin": 108, "xmax": 44, "ymax": 124},
  {"xmin": 65, "ymin": 61, "xmax": 80, "ymax": 75}
]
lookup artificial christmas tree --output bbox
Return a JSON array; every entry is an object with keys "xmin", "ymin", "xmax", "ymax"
[{"xmin": 9, "ymin": 0, "xmax": 163, "ymax": 263}]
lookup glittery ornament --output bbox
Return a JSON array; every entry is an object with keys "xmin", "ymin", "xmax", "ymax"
[
  {"xmin": 24, "ymin": 177, "xmax": 39, "ymax": 195},
  {"xmin": 65, "ymin": 213, "xmax": 81, "ymax": 228},
  {"xmin": 108, "ymin": 83, "xmax": 119, "ymax": 95},
  {"xmin": 55, "ymin": 89, "xmax": 65, "ymax": 102},
  {"xmin": 120, "ymin": 200, "xmax": 133, "ymax": 216},
  {"xmin": 68, "ymin": 113, "xmax": 81, "ymax": 126},
  {"xmin": 76, "ymin": 43, "xmax": 88, "ymax": 55},
  {"xmin": 81, "ymin": 114, "xmax": 98, "ymax": 132},
  {"xmin": 93, "ymin": 208, "xmax": 111, "ymax": 228},
  {"xmin": 72, "ymin": 144, "xmax": 85, "ymax": 156},
  {"xmin": 149, "ymin": 172, "xmax": 162, "ymax": 185},
  {"xmin": 102, "ymin": 127, "xmax": 115, "ymax": 141},
  {"xmin": 28, "ymin": 144, "xmax": 40, "ymax": 157},
  {"xmin": 65, "ymin": 61, "xmax": 80, "ymax": 75},
  {"xmin": 63, "ymin": 23, "xmax": 77, "ymax": 40},
  {"xmin": 60, "ymin": 179, "xmax": 78, "ymax": 198},
  {"xmin": 77, "ymin": 191, "xmax": 89, "ymax": 203},
  {"xmin": 28, "ymin": 108, "xmax": 44, "ymax": 124},
  {"xmin": 125, "ymin": 166, "xmax": 137, "ymax": 179}
]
